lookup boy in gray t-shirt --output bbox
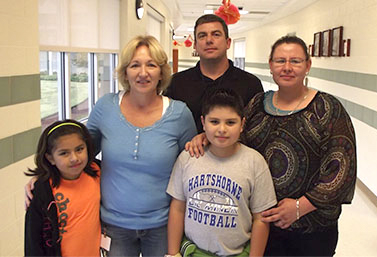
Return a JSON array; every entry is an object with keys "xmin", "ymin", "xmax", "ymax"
[{"xmin": 166, "ymin": 88, "xmax": 277, "ymax": 257}]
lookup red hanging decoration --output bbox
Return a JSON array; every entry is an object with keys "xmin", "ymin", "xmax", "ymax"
[
  {"xmin": 215, "ymin": 0, "xmax": 240, "ymax": 25},
  {"xmin": 173, "ymin": 40, "xmax": 182, "ymax": 46},
  {"xmin": 184, "ymin": 35, "xmax": 193, "ymax": 47}
]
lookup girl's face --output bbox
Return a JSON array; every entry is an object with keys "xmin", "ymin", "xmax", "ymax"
[
  {"xmin": 46, "ymin": 133, "xmax": 88, "ymax": 180},
  {"xmin": 126, "ymin": 45, "xmax": 162, "ymax": 95},
  {"xmin": 269, "ymin": 43, "xmax": 311, "ymax": 89},
  {"xmin": 201, "ymin": 106, "xmax": 245, "ymax": 157}
]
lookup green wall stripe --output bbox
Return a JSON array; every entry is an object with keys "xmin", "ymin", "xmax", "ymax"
[
  {"xmin": 0, "ymin": 127, "xmax": 41, "ymax": 169},
  {"xmin": 0, "ymin": 137, "xmax": 13, "ymax": 169},
  {"xmin": 337, "ymin": 97, "xmax": 377, "ymax": 129},
  {"xmin": 0, "ymin": 74, "xmax": 40, "ymax": 107},
  {"xmin": 245, "ymin": 62, "xmax": 377, "ymax": 94},
  {"xmin": 177, "ymin": 59, "xmax": 198, "ymax": 64},
  {"xmin": 310, "ymin": 68, "xmax": 377, "ymax": 93},
  {"xmin": 246, "ymin": 62, "xmax": 269, "ymax": 69},
  {"xmin": 256, "ymin": 74, "xmax": 274, "ymax": 84},
  {"xmin": 0, "ymin": 77, "xmax": 11, "ymax": 107}
]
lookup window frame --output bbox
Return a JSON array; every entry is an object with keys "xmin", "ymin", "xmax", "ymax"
[{"xmin": 39, "ymin": 50, "xmax": 118, "ymax": 127}]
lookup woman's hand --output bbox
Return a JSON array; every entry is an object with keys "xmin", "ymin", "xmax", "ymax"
[
  {"xmin": 261, "ymin": 196, "xmax": 317, "ymax": 229},
  {"xmin": 261, "ymin": 198, "xmax": 297, "ymax": 229},
  {"xmin": 184, "ymin": 132, "xmax": 209, "ymax": 158},
  {"xmin": 24, "ymin": 177, "xmax": 37, "ymax": 210}
]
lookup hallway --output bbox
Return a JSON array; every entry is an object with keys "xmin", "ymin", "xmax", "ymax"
[{"xmin": 336, "ymin": 181, "xmax": 377, "ymax": 256}]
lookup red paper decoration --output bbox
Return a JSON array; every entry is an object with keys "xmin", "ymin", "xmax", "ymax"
[
  {"xmin": 173, "ymin": 40, "xmax": 182, "ymax": 46},
  {"xmin": 215, "ymin": 0, "xmax": 240, "ymax": 25},
  {"xmin": 184, "ymin": 35, "xmax": 193, "ymax": 47}
]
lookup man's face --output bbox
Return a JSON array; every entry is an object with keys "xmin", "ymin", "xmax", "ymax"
[{"xmin": 194, "ymin": 21, "xmax": 231, "ymax": 61}]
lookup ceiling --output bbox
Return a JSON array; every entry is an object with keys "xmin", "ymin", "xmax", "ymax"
[{"xmin": 159, "ymin": 0, "xmax": 318, "ymax": 37}]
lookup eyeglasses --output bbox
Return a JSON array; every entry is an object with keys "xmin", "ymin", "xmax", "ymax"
[{"xmin": 271, "ymin": 58, "xmax": 306, "ymax": 66}]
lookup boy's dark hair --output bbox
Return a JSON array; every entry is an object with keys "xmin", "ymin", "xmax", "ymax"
[
  {"xmin": 25, "ymin": 119, "xmax": 97, "ymax": 187},
  {"xmin": 194, "ymin": 14, "xmax": 229, "ymax": 41},
  {"xmin": 269, "ymin": 35, "xmax": 310, "ymax": 61},
  {"xmin": 202, "ymin": 88, "xmax": 244, "ymax": 118}
]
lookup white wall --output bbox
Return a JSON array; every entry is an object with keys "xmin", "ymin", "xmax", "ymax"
[
  {"xmin": 0, "ymin": 0, "xmax": 40, "ymax": 255},
  {"xmin": 120, "ymin": 0, "xmax": 173, "ymax": 59}
]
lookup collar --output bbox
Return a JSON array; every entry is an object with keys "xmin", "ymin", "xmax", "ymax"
[{"xmin": 194, "ymin": 59, "xmax": 235, "ymax": 82}]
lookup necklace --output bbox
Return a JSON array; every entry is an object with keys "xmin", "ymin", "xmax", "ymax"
[{"xmin": 274, "ymin": 90, "xmax": 308, "ymax": 115}]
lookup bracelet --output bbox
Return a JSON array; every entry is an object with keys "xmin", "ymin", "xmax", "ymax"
[{"xmin": 296, "ymin": 198, "xmax": 300, "ymax": 220}]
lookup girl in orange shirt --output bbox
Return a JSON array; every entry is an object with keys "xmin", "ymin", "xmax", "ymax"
[{"xmin": 25, "ymin": 119, "xmax": 101, "ymax": 256}]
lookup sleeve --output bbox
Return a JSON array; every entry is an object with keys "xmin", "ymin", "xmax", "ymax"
[
  {"xmin": 177, "ymin": 104, "xmax": 197, "ymax": 152},
  {"xmin": 248, "ymin": 75, "xmax": 264, "ymax": 100},
  {"xmin": 305, "ymin": 96, "xmax": 357, "ymax": 210},
  {"xmin": 24, "ymin": 194, "xmax": 45, "ymax": 256},
  {"xmin": 87, "ymin": 99, "xmax": 103, "ymax": 155},
  {"xmin": 249, "ymin": 154, "xmax": 277, "ymax": 213},
  {"xmin": 166, "ymin": 152, "xmax": 187, "ymax": 201}
]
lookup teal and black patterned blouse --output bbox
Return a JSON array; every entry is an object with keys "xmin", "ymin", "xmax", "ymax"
[{"xmin": 242, "ymin": 91, "xmax": 356, "ymax": 233}]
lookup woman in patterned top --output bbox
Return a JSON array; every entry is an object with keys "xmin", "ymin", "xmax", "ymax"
[
  {"xmin": 186, "ymin": 35, "xmax": 356, "ymax": 256},
  {"xmin": 241, "ymin": 35, "xmax": 356, "ymax": 256}
]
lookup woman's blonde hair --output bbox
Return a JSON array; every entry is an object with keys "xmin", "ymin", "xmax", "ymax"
[{"xmin": 116, "ymin": 35, "xmax": 171, "ymax": 94}]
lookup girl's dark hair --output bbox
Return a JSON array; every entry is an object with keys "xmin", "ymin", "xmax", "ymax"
[
  {"xmin": 25, "ymin": 119, "xmax": 97, "ymax": 187},
  {"xmin": 202, "ymin": 88, "xmax": 244, "ymax": 118},
  {"xmin": 269, "ymin": 35, "xmax": 310, "ymax": 61}
]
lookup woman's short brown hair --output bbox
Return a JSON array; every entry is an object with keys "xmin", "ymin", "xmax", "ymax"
[{"xmin": 116, "ymin": 35, "xmax": 171, "ymax": 94}]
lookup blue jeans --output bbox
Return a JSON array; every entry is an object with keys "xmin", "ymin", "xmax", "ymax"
[{"xmin": 103, "ymin": 222, "xmax": 167, "ymax": 257}]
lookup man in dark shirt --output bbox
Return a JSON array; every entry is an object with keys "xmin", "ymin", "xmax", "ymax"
[{"xmin": 165, "ymin": 14, "xmax": 263, "ymax": 132}]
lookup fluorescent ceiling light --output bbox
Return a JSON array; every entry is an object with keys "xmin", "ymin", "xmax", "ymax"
[
  {"xmin": 173, "ymin": 35, "xmax": 186, "ymax": 40},
  {"xmin": 204, "ymin": 9, "xmax": 214, "ymax": 14}
]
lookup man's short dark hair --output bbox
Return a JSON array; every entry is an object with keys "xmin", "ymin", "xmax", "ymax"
[{"xmin": 194, "ymin": 14, "xmax": 229, "ymax": 41}]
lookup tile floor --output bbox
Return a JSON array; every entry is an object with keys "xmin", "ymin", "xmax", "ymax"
[{"xmin": 336, "ymin": 182, "xmax": 377, "ymax": 256}]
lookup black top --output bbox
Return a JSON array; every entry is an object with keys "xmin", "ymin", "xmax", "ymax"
[
  {"xmin": 24, "ymin": 179, "xmax": 61, "ymax": 256},
  {"xmin": 165, "ymin": 60, "xmax": 263, "ymax": 132}
]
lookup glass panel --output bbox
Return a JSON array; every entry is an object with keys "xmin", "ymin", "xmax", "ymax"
[
  {"xmin": 70, "ymin": 52, "xmax": 89, "ymax": 120},
  {"xmin": 97, "ymin": 53, "xmax": 111, "ymax": 99},
  {"xmin": 234, "ymin": 39, "xmax": 246, "ymax": 70},
  {"xmin": 40, "ymin": 51, "xmax": 59, "ymax": 130},
  {"xmin": 234, "ymin": 57, "xmax": 245, "ymax": 70}
]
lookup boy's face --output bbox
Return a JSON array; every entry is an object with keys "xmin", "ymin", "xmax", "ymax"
[{"xmin": 201, "ymin": 106, "xmax": 245, "ymax": 157}]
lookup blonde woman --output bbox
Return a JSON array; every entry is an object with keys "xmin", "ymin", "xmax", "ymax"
[{"xmin": 87, "ymin": 35, "xmax": 196, "ymax": 256}]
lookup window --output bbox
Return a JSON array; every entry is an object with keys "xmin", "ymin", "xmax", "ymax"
[
  {"xmin": 39, "ymin": 51, "xmax": 118, "ymax": 127},
  {"xmin": 233, "ymin": 38, "xmax": 246, "ymax": 70},
  {"xmin": 97, "ymin": 53, "xmax": 112, "ymax": 99},
  {"xmin": 70, "ymin": 53, "xmax": 89, "ymax": 121},
  {"xmin": 40, "ymin": 51, "xmax": 60, "ymax": 130}
]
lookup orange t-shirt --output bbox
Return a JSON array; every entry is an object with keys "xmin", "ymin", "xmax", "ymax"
[{"xmin": 51, "ymin": 165, "xmax": 101, "ymax": 257}]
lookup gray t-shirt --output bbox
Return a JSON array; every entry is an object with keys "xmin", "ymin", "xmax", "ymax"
[{"xmin": 167, "ymin": 144, "xmax": 277, "ymax": 256}]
